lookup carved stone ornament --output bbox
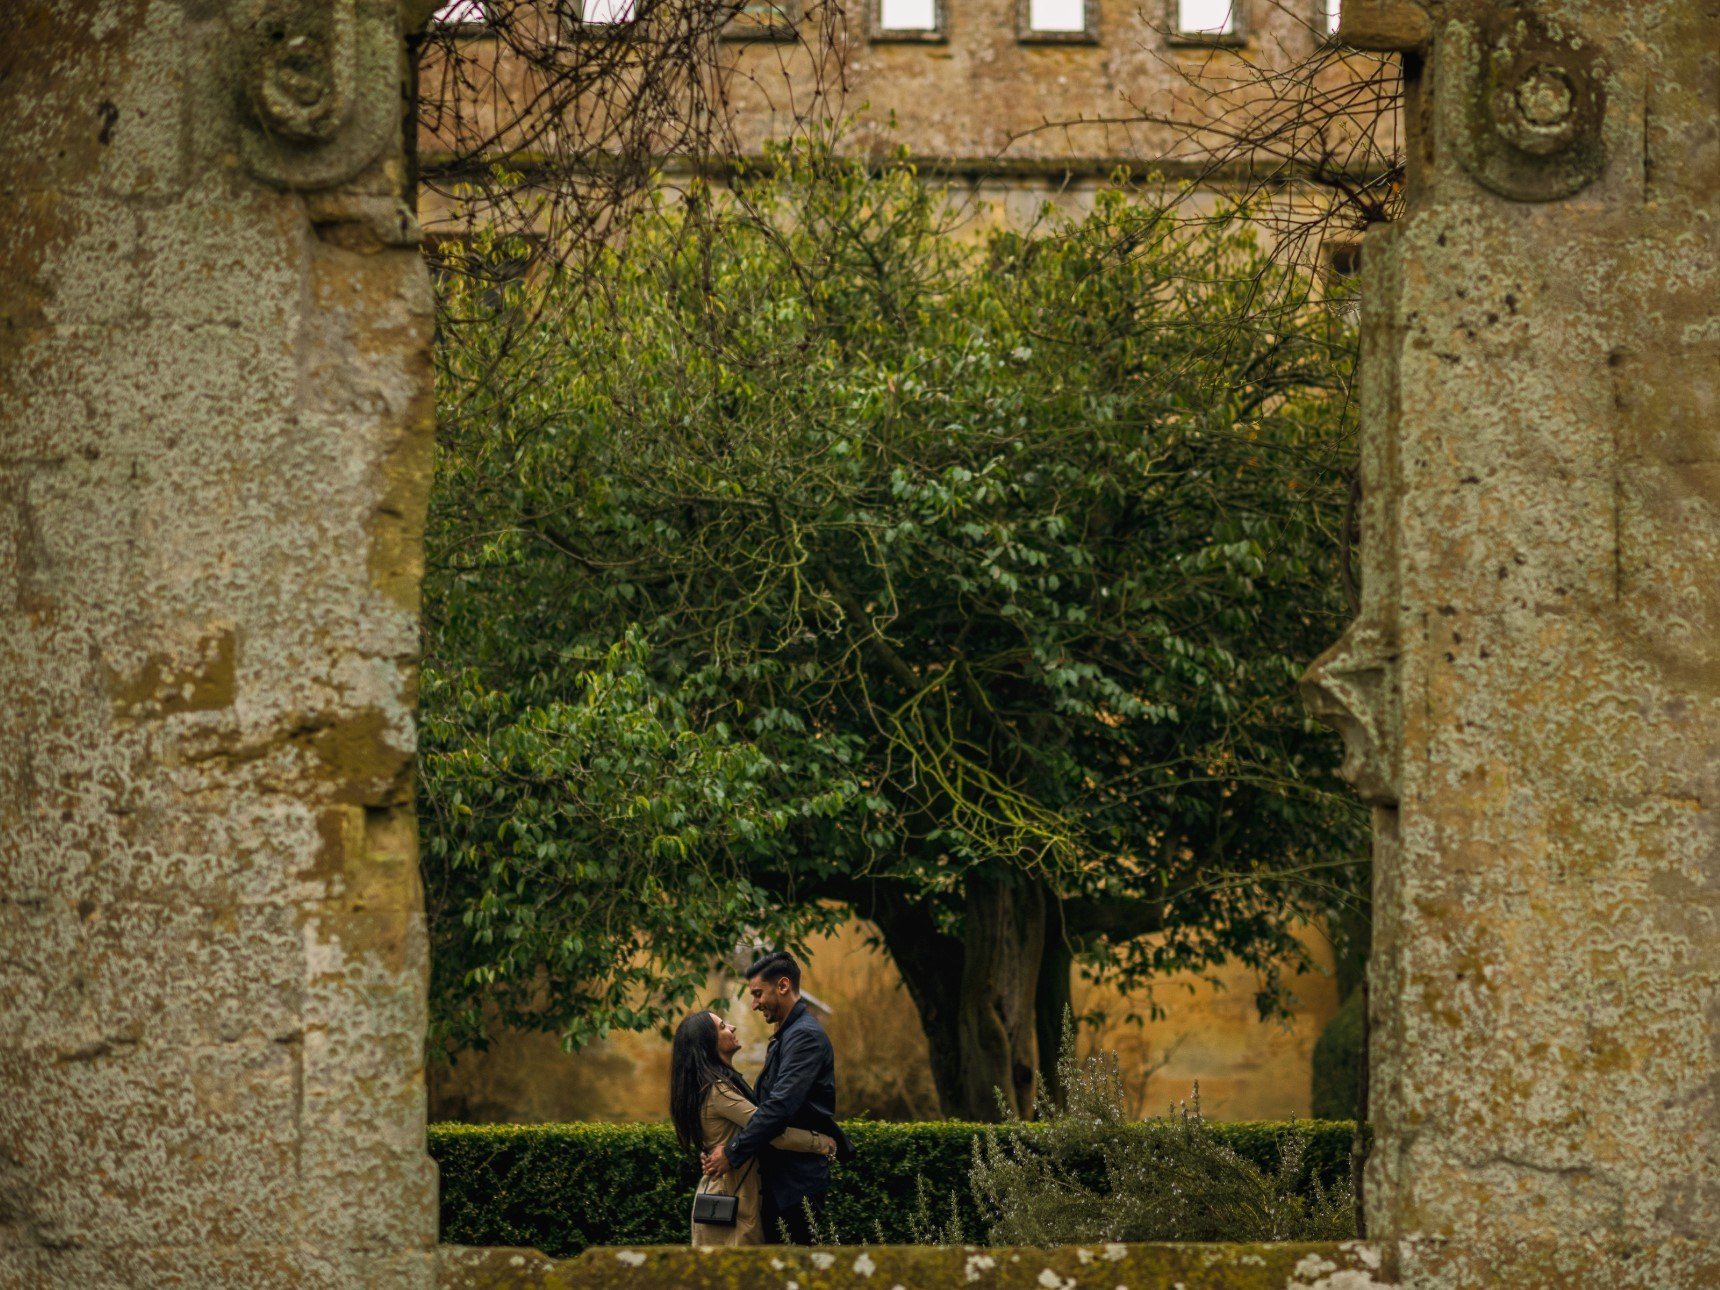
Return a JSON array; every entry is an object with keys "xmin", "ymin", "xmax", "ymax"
[
  {"xmin": 1299, "ymin": 620, "xmax": 1401, "ymax": 806},
  {"xmin": 1443, "ymin": 7, "xmax": 1609, "ymax": 202},
  {"xmin": 237, "ymin": 0, "xmax": 399, "ymax": 191}
]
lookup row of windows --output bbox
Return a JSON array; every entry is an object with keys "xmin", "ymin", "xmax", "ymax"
[{"xmin": 433, "ymin": 1, "xmax": 1342, "ymax": 46}]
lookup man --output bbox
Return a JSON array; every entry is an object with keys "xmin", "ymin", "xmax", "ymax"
[{"xmin": 702, "ymin": 951, "xmax": 853, "ymax": 1244}]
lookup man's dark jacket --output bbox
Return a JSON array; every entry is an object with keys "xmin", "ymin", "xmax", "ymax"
[{"xmin": 724, "ymin": 1000, "xmax": 855, "ymax": 1212}]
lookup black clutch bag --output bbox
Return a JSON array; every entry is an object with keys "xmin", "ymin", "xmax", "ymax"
[
  {"xmin": 691, "ymin": 1190, "xmax": 740, "ymax": 1227},
  {"xmin": 693, "ymin": 1157, "xmax": 756, "ymax": 1227}
]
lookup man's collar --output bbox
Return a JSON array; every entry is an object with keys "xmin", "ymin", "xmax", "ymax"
[{"xmin": 768, "ymin": 998, "xmax": 808, "ymax": 1042}]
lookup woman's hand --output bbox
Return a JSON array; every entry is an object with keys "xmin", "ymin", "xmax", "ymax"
[{"xmin": 815, "ymin": 1132, "xmax": 837, "ymax": 1158}]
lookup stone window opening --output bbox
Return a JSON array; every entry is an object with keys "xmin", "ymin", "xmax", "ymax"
[
  {"xmin": 872, "ymin": 0, "xmax": 945, "ymax": 43},
  {"xmin": 580, "ymin": 0, "xmax": 640, "ymax": 24},
  {"xmin": 1167, "ymin": 0, "xmax": 1244, "ymax": 48},
  {"xmin": 723, "ymin": 0, "xmax": 801, "ymax": 41},
  {"xmin": 1320, "ymin": 0, "xmax": 1342, "ymax": 42},
  {"xmin": 431, "ymin": 0, "xmax": 493, "ymax": 35},
  {"xmin": 1017, "ymin": 0, "xmax": 1098, "ymax": 46}
]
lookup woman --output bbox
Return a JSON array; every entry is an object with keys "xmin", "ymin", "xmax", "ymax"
[{"xmin": 670, "ymin": 1009, "xmax": 836, "ymax": 1246}]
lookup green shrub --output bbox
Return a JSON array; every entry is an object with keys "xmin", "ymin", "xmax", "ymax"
[
  {"xmin": 430, "ymin": 1117, "xmax": 1358, "ymax": 1256},
  {"xmin": 1310, "ymin": 987, "xmax": 1365, "ymax": 1121},
  {"xmin": 970, "ymin": 1034, "xmax": 1355, "ymax": 1245}
]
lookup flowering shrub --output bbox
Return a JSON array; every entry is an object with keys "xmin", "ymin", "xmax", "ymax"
[{"xmin": 969, "ymin": 1024, "xmax": 1356, "ymax": 1244}]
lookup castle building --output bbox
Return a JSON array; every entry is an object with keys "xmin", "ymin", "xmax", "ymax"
[{"xmin": 419, "ymin": 0, "xmax": 1380, "ymax": 226}]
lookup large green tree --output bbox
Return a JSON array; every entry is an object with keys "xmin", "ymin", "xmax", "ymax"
[{"xmin": 422, "ymin": 144, "xmax": 1365, "ymax": 1118}]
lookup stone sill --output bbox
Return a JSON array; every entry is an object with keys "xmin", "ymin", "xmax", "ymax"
[
  {"xmin": 1166, "ymin": 33, "xmax": 1247, "ymax": 49},
  {"xmin": 438, "ymin": 1241, "xmax": 1390, "ymax": 1288},
  {"xmin": 719, "ymin": 21, "xmax": 799, "ymax": 41},
  {"xmin": 869, "ymin": 29, "xmax": 949, "ymax": 43}
]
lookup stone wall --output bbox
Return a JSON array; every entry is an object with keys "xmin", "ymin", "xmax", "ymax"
[
  {"xmin": 722, "ymin": 0, "xmax": 1390, "ymax": 167},
  {"xmin": 1304, "ymin": 0, "xmax": 1719, "ymax": 1284},
  {"xmin": 0, "ymin": 1, "xmax": 440, "ymax": 1284},
  {"xmin": 428, "ymin": 917, "xmax": 1343, "ymax": 1126},
  {"xmin": 418, "ymin": 0, "xmax": 1396, "ymax": 174}
]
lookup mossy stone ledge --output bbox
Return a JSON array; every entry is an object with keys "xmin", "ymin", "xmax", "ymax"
[{"xmin": 438, "ymin": 1242, "xmax": 1390, "ymax": 1289}]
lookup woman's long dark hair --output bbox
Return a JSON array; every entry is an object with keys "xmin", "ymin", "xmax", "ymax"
[{"xmin": 669, "ymin": 1011, "xmax": 743, "ymax": 1155}]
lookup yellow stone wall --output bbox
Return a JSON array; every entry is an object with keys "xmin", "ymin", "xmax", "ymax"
[{"xmin": 430, "ymin": 917, "xmax": 1341, "ymax": 1124}]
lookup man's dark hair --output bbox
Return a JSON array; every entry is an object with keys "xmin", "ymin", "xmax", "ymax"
[{"xmin": 745, "ymin": 950, "xmax": 801, "ymax": 991}]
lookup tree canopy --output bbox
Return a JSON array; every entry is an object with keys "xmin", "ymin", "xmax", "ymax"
[{"xmin": 422, "ymin": 142, "xmax": 1365, "ymax": 1116}]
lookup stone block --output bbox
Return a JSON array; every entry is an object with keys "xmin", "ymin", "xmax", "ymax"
[
  {"xmin": 0, "ymin": 191, "xmax": 141, "ymax": 330},
  {"xmin": 0, "ymin": 1244, "xmax": 437, "ymax": 1290},
  {"xmin": 1397, "ymin": 477, "xmax": 1617, "ymax": 617},
  {"xmin": 0, "ymin": 0, "xmax": 189, "ymax": 200},
  {"xmin": 0, "ymin": 895, "xmax": 305, "ymax": 1049},
  {"xmin": 0, "ymin": 1038, "xmax": 301, "ymax": 1249},
  {"xmin": 0, "ymin": 318, "xmax": 297, "ymax": 466},
  {"xmin": 134, "ymin": 177, "xmax": 305, "ymax": 328}
]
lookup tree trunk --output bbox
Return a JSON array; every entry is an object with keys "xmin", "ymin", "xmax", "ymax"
[
  {"xmin": 1034, "ymin": 892, "xmax": 1073, "ymax": 1111},
  {"xmin": 866, "ymin": 870, "xmax": 1048, "ymax": 1121},
  {"xmin": 848, "ymin": 881, "xmax": 968, "ymax": 1116},
  {"xmin": 954, "ymin": 871, "xmax": 1045, "ymax": 1120}
]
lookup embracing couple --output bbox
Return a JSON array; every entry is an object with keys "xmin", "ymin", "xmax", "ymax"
[{"xmin": 669, "ymin": 951, "xmax": 855, "ymax": 1246}]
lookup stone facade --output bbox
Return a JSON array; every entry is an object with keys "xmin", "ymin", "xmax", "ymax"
[
  {"xmin": 417, "ymin": 0, "xmax": 1396, "ymax": 234},
  {"xmin": 722, "ymin": 0, "xmax": 1369, "ymax": 168},
  {"xmin": 0, "ymin": 1, "xmax": 440, "ymax": 1284},
  {"xmin": 1303, "ymin": 0, "xmax": 1719, "ymax": 1284}
]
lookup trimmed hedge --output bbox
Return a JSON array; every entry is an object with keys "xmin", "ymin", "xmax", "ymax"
[{"xmin": 430, "ymin": 1119, "xmax": 1359, "ymax": 1257}]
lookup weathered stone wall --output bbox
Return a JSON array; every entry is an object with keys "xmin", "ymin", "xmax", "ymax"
[
  {"xmin": 0, "ymin": 1, "xmax": 439, "ymax": 1284},
  {"xmin": 419, "ymin": 0, "xmax": 1393, "ymax": 172},
  {"xmin": 1305, "ymin": 0, "xmax": 1719, "ymax": 1284},
  {"xmin": 724, "ymin": 0, "xmax": 1388, "ymax": 167}
]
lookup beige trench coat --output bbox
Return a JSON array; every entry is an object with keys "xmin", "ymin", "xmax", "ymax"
[{"xmin": 689, "ymin": 1079, "xmax": 830, "ymax": 1246}]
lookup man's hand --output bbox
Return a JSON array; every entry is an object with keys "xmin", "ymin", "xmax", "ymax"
[{"xmin": 702, "ymin": 1145, "xmax": 732, "ymax": 1178}]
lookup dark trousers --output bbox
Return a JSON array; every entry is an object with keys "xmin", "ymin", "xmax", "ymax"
[{"xmin": 763, "ymin": 1187, "xmax": 828, "ymax": 1245}]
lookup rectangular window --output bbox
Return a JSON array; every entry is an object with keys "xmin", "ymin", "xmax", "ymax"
[
  {"xmin": 431, "ymin": 0, "xmax": 490, "ymax": 30},
  {"xmin": 1018, "ymin": 0, "xmax": 1095, "ymax": 42},
  {"xmin": 724, "ymin": 0, "xmax": 798, "ymax": 39},
  {"xmin": 1170, "ymin": 0, "xmax": 1242, "ymax": 44},
  {"xmin": 582, "ymin": 0, "xmax": 638, "ymax": 22},
  {"xmin": 875, "ymin": 0, "xmax": 941, "ymax": 38}
]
